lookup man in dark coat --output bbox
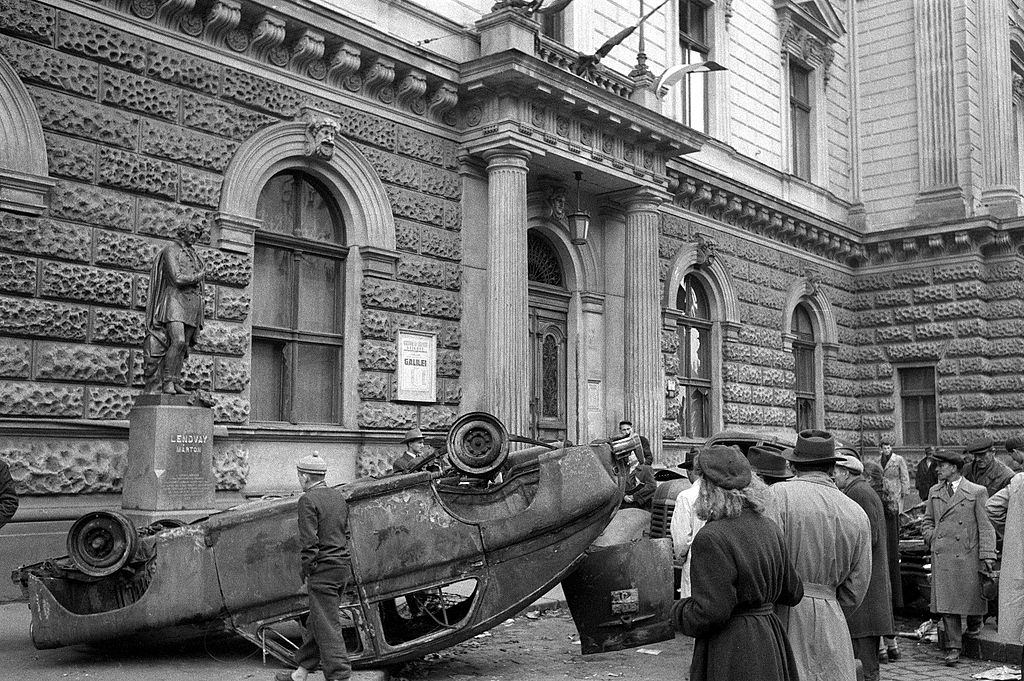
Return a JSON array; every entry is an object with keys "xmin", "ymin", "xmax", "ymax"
[
  {"xmin": 916, "ymin": 446, "xmax": 940, "ymax": 503},
  {"xmin": 618, "ymin": 420, "xmax": 653, "ymax": 465},
  {"xmin": 391, "ymin": 427, "xmax": 433, "ymax": 474},
  {"xmin": 963, "ymin": 437, "xmax": 1014, "ymax": 498},
  {"xmin": 0, "ymin": 457, "xmax": 18, "ymax": 529},
  {"xmin": 620, "ymin": 449, "xmax": 656, "ymax": 510},
  {"xmin": 275, "ymin": 453, "xmax": 352, "ymax": 681},
  {"xmin": 672, "ymin": 445, "xmax": 804, "ymax": 681},
  {"xmin": 922, "ymin": 448, "xmax": 997, "ymax": 666},
  {"xmin": 833, "ymin": 452, "xmax": 894, "ymax": 681}
]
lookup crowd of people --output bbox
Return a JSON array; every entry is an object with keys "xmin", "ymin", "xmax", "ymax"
[{"xmin": 666, "ymin": 430, "xmax": 1024, "ymax": 681}]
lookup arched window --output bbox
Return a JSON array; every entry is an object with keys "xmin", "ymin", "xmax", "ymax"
[
  {"xmin": 791, "ymin": 303, "xmax": 816, "ymax": 431},
  {"xmin": 252, "ymin": 171, "xmax": 347, "ymax": 423},
  {"xmin": 677, "ymin": 274, "xmax": 711, "ymax": 439}
]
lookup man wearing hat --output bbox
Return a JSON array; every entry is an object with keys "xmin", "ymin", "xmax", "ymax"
[
  {"xmin": 392, "ymin": 427, "xmax": 431, "ymax": 475},
  {"xmin": 832, "ymin": 451, "xmax": 894, "ymax": 681},
  {"xmin": 963, "ymin": 436, "xmax": 1014, "ymax": 498},
  {"xmin": 766, "ymin": 429, "xmax": 871, "ymax": 681},
  {"xmin": 670, "ymin": 447, "xmax": 704, "ymax": 597},
  {"xmin": 922, "ymin": 448, "xmax": 997, "ymax": 666},
  {"xmin": 916, "ymin": 446, "xmax": 940, "ymax": 503},
  {"xmin": 275, "ymin": 453, "xmax": 352, "ymax": 681},
  {"xmin": 748, "ymin": 446, "xmax": 794, "ymax": 486},
  {"xmin": 1005, "ymin": 435, "xmax": 1024, "ymax": 473}
]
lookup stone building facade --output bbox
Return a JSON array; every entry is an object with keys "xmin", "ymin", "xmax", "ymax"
[{"xmin": 1, "ymin": 0, "xmax": 1024, "ymax": 598}]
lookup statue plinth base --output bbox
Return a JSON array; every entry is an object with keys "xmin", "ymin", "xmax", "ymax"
[{"xmin": 122, "ymin": 393, "xmax": 218, "ymax": 525}]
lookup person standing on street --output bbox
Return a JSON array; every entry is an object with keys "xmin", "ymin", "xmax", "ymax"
[
  {"xmin": 672, "ymin": 445, "xmax": 804, "ymax": 681},
  {"xmin": 986, "ymin": 470, "xmax": 1024, "ymax": 671},
  {"xmin": 832, "ymin": 453, "xmax": 894, "ymax": 681},
  {"xmin": 766, "ymin": 429, "xmax": 872, "ymax": 681},
  {"xmin": 863, "ymin": 461, "xmax": 904, "ymax": 661},
  {"xmin": 671, "ymin": 448, "xmax": 704, "ymax": 598},
  {"xmin": 916, "ymin": 446, "xmax": 940, "ymax": 503},
  {"xmin": 921, "ymin": 449, "xmax": 997, "ymax": 666},
  {"xmin": 618, "ymin": 419, "xmax": 653, "ymax": 465},
  {"xmin": 275, "ymin": 453, "xmax": 352, "ymax": 681},
  {"xmin": 0, "ymin": 457, "xmax": 18, "ymax": 529},
  {"xmin": 877, "ymin": 435, "xmax": 911, "ymax": 512},
  {"xmin": 963, "ymin": 437, "xmax": 1014, "ymax": 498}
]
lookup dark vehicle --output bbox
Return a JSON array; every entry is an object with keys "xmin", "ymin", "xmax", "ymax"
[{"xmin": 13, "ymin": 413, "xmax": 667, "ymax": 667}]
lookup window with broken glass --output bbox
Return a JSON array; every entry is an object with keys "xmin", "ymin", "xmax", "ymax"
[
  {"xmin": 252, "ymin": 171, "xmax": 346, "ymax": 424},
  {"xmin": 677, "ymin": 275, "xmax": 711, "ymax": 439},
  {"xmin": 792, "ymin": 304, "xmax": 816, "ymax": 431}
]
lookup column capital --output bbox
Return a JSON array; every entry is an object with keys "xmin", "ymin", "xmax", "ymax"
[
  {"xmin": 482, "ymin": 147, "xmax": 532, "ymax": 171},
  {"xmin": 619, "ymin": 186, "xmax": 670, "ymax": 213}
]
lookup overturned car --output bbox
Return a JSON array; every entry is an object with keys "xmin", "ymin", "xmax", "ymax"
[{"xmin": 12, "ymin": 412, "xmax": 673, "ymax": 666}]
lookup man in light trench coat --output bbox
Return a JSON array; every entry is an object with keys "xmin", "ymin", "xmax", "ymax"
[
  {"xmin": 986, "ymin": 470, "xmax": 1024, "ymax": 670},
  {"xmin": 921, "ymin": 448, "xmax": 997, "ymax": 666},
  {"xmin": 766, "ymin": 430, "xmax": 872, "ymax": 681}
]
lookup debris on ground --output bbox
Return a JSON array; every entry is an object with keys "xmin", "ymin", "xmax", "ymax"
[
  {"xmin": 636, "ymin": 648, "xmax": 662, "ymax": 655},
  {"xmin": 971, "ymin": 666, "xmax": 1022, "ymax": 680}
]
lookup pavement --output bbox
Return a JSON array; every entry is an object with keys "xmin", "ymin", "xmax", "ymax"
[{"xmin": 4, "ymin": 586, "xmax": 1020, "ymax": 681}]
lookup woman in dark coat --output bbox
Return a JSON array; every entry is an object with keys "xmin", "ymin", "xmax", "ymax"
[
  {"xmin": 672, "ymin": 445, "xmax": 804, "ymax": 681},
  {"xmin": 865, "ymin": 461, "xmax": 903, "ymax": 659}
]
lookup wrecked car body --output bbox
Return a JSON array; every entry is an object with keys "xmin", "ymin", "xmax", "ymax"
[{"xmin": 13, "ymin": 412, "xmax": 665, "ymax": 667}]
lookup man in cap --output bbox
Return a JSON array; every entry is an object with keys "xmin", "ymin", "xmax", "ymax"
[
  {"xmin": 391, "ymin": 427, "xmax": 432, "ymax": 475},
  {"xmin": 832, "ymin": 451, "xmax": 894, "ymax": 681},
  {"xmin": 748, "ymin": 446, "xmax": 794, "ymax": 486},
  {"xmin": 275, "ymin": 453, "xmax": 351, "ymax": 681},
  {"xmin": 916, "ymin": 446, "xmax": 940, "ymax": 503},
  {"xmin": 618, "ymin": 420, "xmax": 653, "ymax": 465},
  {"xmin": 670, "ymin": 447, "xmax": 704, "ymax": 597},
  {"xmin": 876, "ymin": 435, "xmax": 911, "ymax": 512},
  {"xmin": 922, "ymin": 448, "xmax": 997, "ymax": 666},
  {"xmin": 1004, "ymin": 435, "xmax": 1024, "ymax": 473},
  {"xmin": 963, "ymin": 436, "xmax": 1014, "ymax": 498},
  {"xmin": 765, "ymin": 429, "xmax": 871, "ymax": 681}
]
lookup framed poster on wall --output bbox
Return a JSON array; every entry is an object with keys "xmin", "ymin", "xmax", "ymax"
[{"xmin": 396, "ymin": 330, "xmax": 436, "ymax": 402}]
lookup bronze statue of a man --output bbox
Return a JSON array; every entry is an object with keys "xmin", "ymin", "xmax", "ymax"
[{"xmin": 143, "ymin": 224, "xmax": 205, "ymax": 394}]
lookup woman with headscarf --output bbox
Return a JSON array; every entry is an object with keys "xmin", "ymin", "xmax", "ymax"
[
  {"xmin": 865, "ymin": 460, "xmax": 904, "ymax": 661},
  {"xmin": 672, "ymin": 445, "xmax": 804, "ymax": 681}
]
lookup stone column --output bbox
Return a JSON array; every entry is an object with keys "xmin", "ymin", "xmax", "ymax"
[
  {"xmin": 623, "ymin": 189, "xmax": 663, "ymax": 462},
  {"xmin": 912, "ymin": 0, "xmax": 963, "ymax": 222},
  {"xmin": 978, "ymin": 0, "xmax": 1020, "ymax": 216},
  {"xmin": 484, "ymin": 149, "xmax": 531, "ymax": 436}
]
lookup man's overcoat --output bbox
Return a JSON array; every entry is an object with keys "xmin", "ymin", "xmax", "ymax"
[
  {"xmin": 921, "ymin": 478, "xmax": 996, "ymax": 616},
  {"xmin": 988, "ymin": 472, "xmax": 1024, "ymax": 644},
  {"xmin": 842, "ymin": 477, "xmax": 894, "ymax": 637},
  {"xmin": 766, "ymin": 473, "xmax": 872, "ymax": 681}
]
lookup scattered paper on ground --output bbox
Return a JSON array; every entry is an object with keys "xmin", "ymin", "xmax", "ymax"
[
  {"xmin": 972, "ymin": 666, "xmax": 1022, "ymax": 680},
  {"xmin": 636, "ymin": 648, "xmax": 662, "ymax": 655}
]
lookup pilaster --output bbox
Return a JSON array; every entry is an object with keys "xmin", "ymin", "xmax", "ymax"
[
  {"xmin": 979, "ymin": 0, "xmax": 1021, "ymax": 217},
  {"xmin": 484, "ymin": 148, "xmax": 532, "ymax": 436},
  {"xmin": 623, "ymin": 189, "xmax": 665, "ymax": 462}
]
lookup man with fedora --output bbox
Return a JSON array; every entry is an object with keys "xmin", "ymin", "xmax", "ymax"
[
  {"xmin": 963, "ymin": 436, "xmax": 1014, "ymax": 498},
  {"xmin": 670, "ymin": 447, "xmax": 704, "ymax": 598},
  {"xmin": 922, "ymin": 448, "xmax": 997, "ymax": 666},
  {"xmin": 766, "ymin": 429, "xmax": 871, "ymax": 681},
  {"xmin": 275, "ymin": 453, "xmax": 352, "ymax": 681},
  {"xmin": 832, "ymin": 451, "xmax": 894, "ymax": 681},
  {"xmin": 748, "ymin": 445, "xmax": 794, "ymax": 486},
  {"xmin": 391, "ymin": 426, "xmax": 431, "ymax": 475}
]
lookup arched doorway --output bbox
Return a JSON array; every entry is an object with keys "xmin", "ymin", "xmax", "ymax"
[{"xmin": 527, "ymin": 230, "xmax": 569, "ymax": 441}]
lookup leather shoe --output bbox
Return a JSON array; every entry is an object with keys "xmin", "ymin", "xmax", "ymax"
[
  {"xmin": 943, "ymin": 649, "xmax": 960, "ymax": 666},
  {"xmin": 887, "ymin": 645, "xmax": 901, "ymax": 661}
]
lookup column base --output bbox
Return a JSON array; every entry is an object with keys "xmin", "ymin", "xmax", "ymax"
[
  {"xmin": 912, "ymin": 187, "xmax": 966, "ymax": 225},
  {"xmin": 981, "ymin": 188, "xmax": 1022, "ymax": 219}
]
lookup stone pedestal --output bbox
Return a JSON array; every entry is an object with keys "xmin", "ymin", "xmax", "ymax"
[{"xmin": 122, "ymin": 394, "xmax": 217, "ymax": 526}]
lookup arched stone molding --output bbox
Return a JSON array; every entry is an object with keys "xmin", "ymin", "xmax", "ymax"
[
  {"xmin": 0, "ymin": 53, "xmax": 54, "ymax": 215},
  {"xmin": 526, "ymin": 216, "xmax": 599, "ymax": 296},
  {"xmin": 780, "ymin": 276, "xmax": 839, "ymax": 356},
  {"xmin": 661, "ymin": 240, "xmax": 741, "ymax": 340},
  {"xmin": 218, "ymin": 114, "xmax": 397, "ymax": 276}
]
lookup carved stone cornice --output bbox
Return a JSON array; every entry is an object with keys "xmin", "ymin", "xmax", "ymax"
[
  {"xmin": 82, "ymin": 0, "xmax": 460, "ymax": 123},
  {"xmin": 862, "ymin": 225, "xmax": 1024, "ymax": 264},
  {"xmin": 669, "ymin": 169, "xmax": 862, "ymax": 265}
]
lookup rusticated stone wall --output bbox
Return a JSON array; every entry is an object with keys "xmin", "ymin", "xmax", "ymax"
[
  {"xmin": 0, "ymin": 0, "xmax": 463, "ymax": 438},
  {"xmin": 852, "ymin": 257, "xmax": 1024, "ymax": 448},
  {"xmin": 659, "ymin": 215, "xmax": 861, "ymax": 446}
]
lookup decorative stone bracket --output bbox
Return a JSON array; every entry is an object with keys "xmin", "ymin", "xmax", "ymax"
[
  {"xmin": 0, "ymin": 169, "xmax": 55, "ymax": 217},
  {"xmin": 359, "ymin": 245, "xmax": 399, "ymax": 280}
]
